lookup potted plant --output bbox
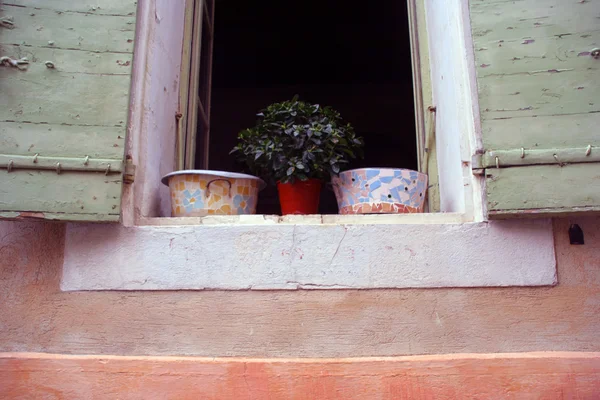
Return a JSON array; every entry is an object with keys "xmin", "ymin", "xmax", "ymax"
[{"xmin": 231, "ymin": 96, "xmax": 364, "ymax": 215}]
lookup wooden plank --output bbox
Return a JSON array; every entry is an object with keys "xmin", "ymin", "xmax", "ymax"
[
  {"xmin": 0, "ymin": 5, "xmax": 135, "ymax": 53},
  {"xmin": 0, "ymin": 211, "xmax": 119, "ymax": 221},
  {"xmin": 0, "ymin": 154, "xmax": 123, "ymax": 172},
  {"xmin": 483, "ymin": 146, "xmax": 600, "ymax": 168},
  {"xmin": 470, "ymin": 0, "xmax": 600, "ymax": 41},
  {"xmin": 470, "ymin": 0, "xmax": 600, "ymax": 216},
  {"xmin": 0, "ymin": 68, "xmax": 131, "ymax": 126},
  {"xmin": 199, "ymin": 0, "xmax": 215, "ymax": 169},
  {"xmin": 0, "ymin": 44, "xmax": 133, "ymax": 74},
  {"xmin": 177, "ymin": 0, "xmax": 197, "ymax": 171},
  {"xmin": 4, "ymin": 0, "xmax": 137, "ymax": 15},
  {"xmin": 0, "ymin": 0, "xmax": 135, "ymax": 222},
  {"xmin": 184, "ymin": 0, "xmax": 203, "ymax": 169},
  {"xmin": 474, "ymin": 33, "xmax": 600, "ymax": 76},
  {"xmin": 1, "ymin": 352, "xmax": 599, "ymax": 399},
  {"xmin": 407, "ymin": 0, "xmax": 438, "ymax": 212},
  {"xmin": 481, "ymin": 111, "xmax": 599, "ymax": 150},
  {"xmin": 0, "ymin": 122, "xmax": 125, "ymax": 158},
  {"xmin": 478, "ymin": 69, "xmax": 599, "ymax": 120},
  {"xmin": 486, "ymin": 163, "xmax": 600, "ymax": 216},
  {"xmin": 0, "ymin": 170, "xmax": 122, "ymax": 215},
  {"xmin": 489, "ymin": 206, "xmax": 600, "ymax": 219}
]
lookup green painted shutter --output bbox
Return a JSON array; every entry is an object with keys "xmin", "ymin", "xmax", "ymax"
[
  {"xmin": 0, "ymin": 0, "xmax": 137, "ymax": 222},
  {"xmin": 470, "ymin": 0, "xmax": 600, "ymax": 218}
]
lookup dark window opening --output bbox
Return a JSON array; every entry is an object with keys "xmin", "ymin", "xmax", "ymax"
[{"xmin": 200, "ymin": 0, "xmax": 416, "ymax": 214}]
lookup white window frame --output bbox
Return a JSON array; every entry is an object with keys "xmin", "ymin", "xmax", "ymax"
[{"xmin": 60, "ymin": 0, "xmax": 557, "ymax": 291}]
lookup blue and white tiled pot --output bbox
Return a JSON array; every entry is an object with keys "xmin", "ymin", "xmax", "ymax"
[{"xmin": 331, "ymin": 168, "xmax": 428, "ymax": 214}]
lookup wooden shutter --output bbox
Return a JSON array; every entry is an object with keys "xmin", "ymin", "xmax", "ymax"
[
  {"xmin": 0, "ymin": 0, "xmax": 136, "ymax": 222},
  {"xmin": 470, "ymin": 0, "xmax": 599, "ymax": 218}
]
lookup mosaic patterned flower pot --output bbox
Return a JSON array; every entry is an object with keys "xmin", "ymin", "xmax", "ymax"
[
  {"xmin": 331, "ymin": 168, "xmax": 428, "ymax": 214},
  {"xmin": 277, "ymin": 178, "xmax": 322, "ymax": 215},
  {"xmin": 161, "ymin": 170, "xmax": 266, "ymax": 217}
]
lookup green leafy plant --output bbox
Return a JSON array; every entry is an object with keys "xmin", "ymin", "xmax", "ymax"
[{"xmin": 231, "ymin": 96, "xmax": 364, "ymax": 184}]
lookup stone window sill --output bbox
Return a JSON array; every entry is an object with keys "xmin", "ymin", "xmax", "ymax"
[{"xmin": 61, "ymin": 216, "xmax": 557, "ymax": 291}]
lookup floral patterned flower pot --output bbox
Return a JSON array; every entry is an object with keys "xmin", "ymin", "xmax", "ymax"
[
  {"xmin": 161, "ymin": 170, "xmax": 266, "ymax": 217},
  {"xmin": 331, "ymin": 168, "xmax": 428, "ymax": 214}
]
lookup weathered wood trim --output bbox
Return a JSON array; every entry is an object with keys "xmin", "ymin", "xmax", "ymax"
[
  {"xmin": 1, "ymin": 352, "xmax": 599, "ymax": 399},
  {"xmin": 486, "ymin": 164, "xmax": 600, "ymax": 218},
  {"xmin": 0, "ymin": 211, "xmax": 120, "ymax": 221},
  {"xmin": 0, "ymin": 5, "xmax": 136, "ymax": 53},
  {"xmin": 121, "ymin": 0, "xmax": 153, "ymax": 226},
  {"xmin": 470, "ymin": 0, "xmax": 600, "ymax": 218},
  {"xmin": 177, "ymin": 0, "xmax": 196, "ymax": 171},
  {"xmin": 121, "ymin": 0, "xmax": 185, "ymax": 222},
  {"xmin": 184, "ymin": 0, "xmax": 203, "ymax": 169},
  {"xmin": 199, "ymin": 0, "xmax": 215, "ymax": 169},
  {"xmin": 0, "ymin": 0, "xmax": 137, "ymax": 222},
  {"xmin": 490, "ymin": 206, "xmax": 600, "ymax": 219},
  {"xmin": 408, "ymin": 0, "xmax": 439, "ymax": 212},
  {"xmin": 4, "ymin": 0, "xmax": 137, "ymax": 16},
  {"xmin": 482, "ymin": 147, "xmax": 599, "ymax": 168},
  {"xmin": 0, "ymin": 155, "xmax": 123, "ymax": 173}
]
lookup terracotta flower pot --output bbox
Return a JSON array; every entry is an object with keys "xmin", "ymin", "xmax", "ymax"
[{"xmin": 277, "ymin": 179, "xmax": 322, "ymax": 215}]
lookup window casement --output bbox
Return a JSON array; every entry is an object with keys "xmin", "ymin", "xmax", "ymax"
[
  {"xmin": 7, "ymin": 0, "xmax": 598, "ymax": 290},
  {"xmin": 175, "ymin": 0, "xmax": 443, "ymax": 216},
  {"xmin": 177, "ymin": 0, "xmax": 215, "ymax": 171}
]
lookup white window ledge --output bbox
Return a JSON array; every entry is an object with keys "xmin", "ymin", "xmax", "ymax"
[{"xmin": 61, "ymin": 216, "xmax": 557, "ymax": 291}]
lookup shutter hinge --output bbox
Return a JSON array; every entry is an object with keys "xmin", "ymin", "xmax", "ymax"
[
  {"xmin": 123, "ymin": 156, "xmax": 136, "ymax": 184},
  {"xmin": 471, "ymin": 153, "xmax": 485, "ymax": 175}
]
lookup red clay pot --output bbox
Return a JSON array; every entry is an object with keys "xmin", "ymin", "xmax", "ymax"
[{"xmin": 277, "ymin": 179, "xmax": 322, "ymax": 215}]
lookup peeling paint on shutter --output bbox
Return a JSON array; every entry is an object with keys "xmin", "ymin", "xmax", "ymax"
[
  {"xmin": 0, "ymin": 0, "xmax": 137, "ymax": 222},
  {"xmin": 470, "ymin": 0, "xmax": 600, "ymax": 218}
]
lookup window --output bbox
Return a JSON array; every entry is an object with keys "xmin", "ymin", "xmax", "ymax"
[
  {"xmin": 1, "ymin": 0, "xmax": 596, "ymax": 223},
  {"xmin": 178, "ymin": 0, "xmax": 215, "ymax": 171},
  {"xmin": 3, "ymin": 0, "xmax": 585, "ymax": 291},
  {"xmin": 176, "ymin": 0, "xmax": 441, "ymax": 215}
]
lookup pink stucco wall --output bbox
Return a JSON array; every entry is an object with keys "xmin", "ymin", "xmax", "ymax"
[
  {"xmin": 0, "ymin": 217, "xmax": 598, "ymax": 357},
  {"xmin": 1, "ymin": 0, "xmax": 597, "ymax": 359}
]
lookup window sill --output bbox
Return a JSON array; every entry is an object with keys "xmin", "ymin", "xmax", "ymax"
[
  {"xmin": 61, "ymin": 217, "xmax": 557, "ymax": 291},
  {"xmin": 139, "ymin": 212, "xmax": 469, "ymax": 226}
]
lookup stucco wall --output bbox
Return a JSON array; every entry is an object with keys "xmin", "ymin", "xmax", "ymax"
[{"xmin": 0, "ymin": 217, "xmax": 598, "ymax": 357}]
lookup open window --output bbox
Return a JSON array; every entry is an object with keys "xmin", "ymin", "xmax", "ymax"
[
  {"xmin": 0, "ymin": 0, "xmax": 559, "ymax": 291},
  {"xmin": 0, "ymin": 0, "xmax": 597, "ymax": 224},
  {"xmin": 176, "ymin": 0, "xmax": 440, "ymax": 215},
  {"xmin": 178, "ymin": 0, "xmax": 215, "ymax": 171}
]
